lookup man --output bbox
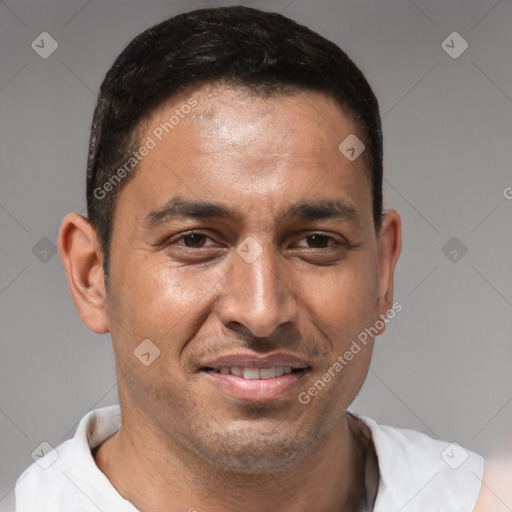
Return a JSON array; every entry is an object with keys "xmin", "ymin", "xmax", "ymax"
[{"xmin": 14, "ymin": 6, "xmax": 484, "ymax": 511}]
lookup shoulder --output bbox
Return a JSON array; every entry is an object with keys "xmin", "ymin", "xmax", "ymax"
[
  {"xmin": 15, "ymin": 438, "xmax": 87, "ymax": 511},
  {"xmin": 472, "ymin": 457, "xmax": 512, "ymax": 512},
  {"xmin": 355, "ymin": 414, "xmax": 485, "ymax": 512},
  {"xmin": 14, "ymin": 406, "xmax": 126, "ymax": 512}
]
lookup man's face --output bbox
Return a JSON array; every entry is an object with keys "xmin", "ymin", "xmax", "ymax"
[{"xmin": 104, "ymin": 84, "xmax": 392, "ymax": 470}]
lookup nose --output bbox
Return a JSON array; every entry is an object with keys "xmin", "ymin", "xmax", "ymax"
[{"xmin": 218, "ymin": 240, "xmax": 299, "ymax": 339}]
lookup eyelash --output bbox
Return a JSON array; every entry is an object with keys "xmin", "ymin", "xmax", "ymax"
[{"xmin": 168, "ymin": 230, "xmax": 345, "ymax": 250}]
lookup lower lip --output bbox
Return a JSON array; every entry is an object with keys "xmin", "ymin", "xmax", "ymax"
[{"xmin": 201, "ymin": 370, "xmax": 308, "ymax": 402}]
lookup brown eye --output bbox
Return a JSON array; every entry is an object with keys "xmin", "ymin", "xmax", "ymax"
[
  {"xmin": 294, "ymin": 233, "xmax": 339, "ymax": 249},
  {"xmin": 181, "ymin": 233, "xmax": 209, "ymax": 248},
  {"xmin": 305, "ymin": 234, "xmax": 332, "ymax": 248}
]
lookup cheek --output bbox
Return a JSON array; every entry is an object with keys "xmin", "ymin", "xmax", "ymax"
[
  {"xmin": 300, "ymin": 258, "xmax": 379, "ymax": 339},
  {"xmin": 107, "ymin": 256, "xmax": 225, "ymax": 347},
  {"xmin": 105, "ymin": 260, "xmax": 217, "ymax": 402}
]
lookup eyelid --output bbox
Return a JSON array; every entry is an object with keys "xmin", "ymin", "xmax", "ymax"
[
  {"xmin": 172, "ymin": 230, "xmax": 218, "ymax": 247},
  {"xmin": 289, "ymin": 230, "xmax": 347, "ymax": 247},
  {"xmin": 166, "ymin": 230, "xmax": 346, "ymax": 249}
]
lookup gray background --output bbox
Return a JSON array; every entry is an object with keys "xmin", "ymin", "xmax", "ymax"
[{"xmin": 1, "ymin": 0, "xmax": 511, "ymax": 509}]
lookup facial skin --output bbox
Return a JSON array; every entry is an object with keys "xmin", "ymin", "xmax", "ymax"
[{"xmin": 59, "ymin": 84, "xmax": 402, "ymax": 512}]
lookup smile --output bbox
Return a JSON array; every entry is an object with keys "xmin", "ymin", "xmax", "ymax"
[
  {"xmin": 208, "ymin": 366, "xmax": 296, "ymax": 379},
  {"xmin": 200, "ymin": 366, "xmax": 310, "ymax": 402}
]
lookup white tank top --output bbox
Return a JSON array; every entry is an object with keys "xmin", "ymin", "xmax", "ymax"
[
  {"xmin": 357, "ymin": 414, "xmax": 484, "ymax": 511},
  {"xmin": 14, "ymin": 406, "xmax": 484, "ymax": 511}
]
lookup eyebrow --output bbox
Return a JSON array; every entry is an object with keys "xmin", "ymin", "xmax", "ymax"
[{"xmin": 144, "ymin": 195, "xmax": 359, "ymax": 227}]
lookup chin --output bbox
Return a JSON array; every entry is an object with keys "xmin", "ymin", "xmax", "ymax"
[{"xmin": 189, "ymin": 424, "xmax": 316, "ymax": 473}]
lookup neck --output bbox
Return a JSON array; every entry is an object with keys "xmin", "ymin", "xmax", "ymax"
[{"xmin": 94, "ymin": 405, "xmax": 377, "ymax": 512}]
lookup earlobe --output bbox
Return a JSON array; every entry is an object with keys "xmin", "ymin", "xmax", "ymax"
[
  {"xmin": 376, "ymin": 209, "xmax": 402, "ymax": 323},
  {"xmin": 58, "ymin": 213, "xmax": 110, "ymax": 334}
]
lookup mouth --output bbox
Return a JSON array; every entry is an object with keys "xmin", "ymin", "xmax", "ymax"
[
  {"xmin": 202, "ymin": 366, "xmax": 305, "ymax": 379},
  {"xmin": 199, "ymin": 356, "xmax": 311, "ymax": 402}
]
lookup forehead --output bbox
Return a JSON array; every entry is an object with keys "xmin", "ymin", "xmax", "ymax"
[
  {"xmin": 118, "ymin": 84, "xmax": 372, "ymax": 228},
  {"xmin": 146, "ymin": 83, "xmax": 363, "ymax": 160}
]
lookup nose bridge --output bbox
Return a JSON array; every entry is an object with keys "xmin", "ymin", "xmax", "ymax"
[
  {"xmin": 241, "ymin": 240, "xmax": 280, "ymax": 305},
  {"xmin": 219, "ymin": 238, "xmax": 298, "ymax": 337}
]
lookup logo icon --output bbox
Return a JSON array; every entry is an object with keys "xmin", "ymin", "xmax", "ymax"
[
  {"xmin": 338, "ymin": 134, "xmax": 365, "ymax": 162},
  {"xmin": 442, "ymin": 237, "xmax": 468, "ymax": 263},
  {"xmin": 134, "ymin": 339, "xmax": 161, "ymax": 366},
  {"xmin": 441, "ymin": 32, "xmax": 468, "ymax": 59},
  {"xmin": 32, "ymin": 237, "xmax": 57, "ymax": 263},
  {"xmin": 31, "ymin": 441, "xmax": 58, "ymax": 469},
  {"xmin": 236, "ymin": 237, "xmax": 263, "ymax": 263},
  {"xmin": 441, "ymin": 442, "xmax": 469, "ymax": 469},
  {"xmin": 31, "ymin": 32, "xmax": 59, "ymax": 59}
]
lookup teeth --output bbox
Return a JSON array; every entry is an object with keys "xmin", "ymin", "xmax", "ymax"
[
  {"xmin": 231, "ymin": 366, "xmax": 244, "ymax": 377},
  {"xmin": 243, "ymin": 367, "xmax": 260, "ymax": 380},
  {"xmin": 213, "ymin": 366, "xmax": 296, "ymax": 379},
  {"xmin": 259, "ymin": 368, "xmax": 276, "ymax": 379}
]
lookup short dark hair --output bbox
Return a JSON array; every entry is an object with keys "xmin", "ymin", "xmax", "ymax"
[{"xmin": 86, "ymin": 6, "xmax": 383, "ymax": 277}]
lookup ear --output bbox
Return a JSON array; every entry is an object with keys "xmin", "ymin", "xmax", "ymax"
[
  {"xmin": 58, "ymin": 213, "xmax": 109, "ymax": 334},
  {"xmin": 375, "ymin": 209, "xmax": 402, "ymax": 323}
]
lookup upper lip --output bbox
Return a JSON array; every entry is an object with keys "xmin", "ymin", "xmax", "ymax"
[{"xmin": 200, "ymin": 351, "xmax": 310, "ymax": 370}]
